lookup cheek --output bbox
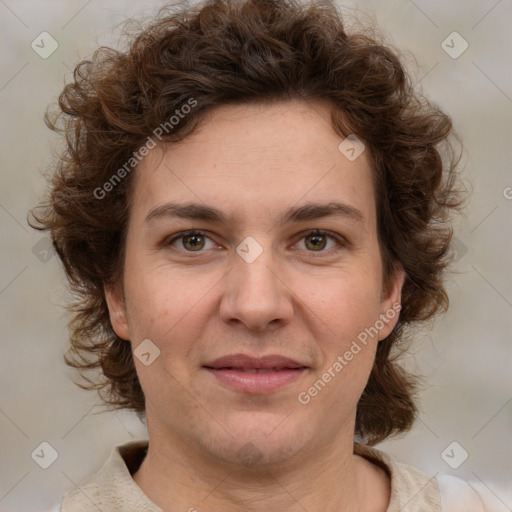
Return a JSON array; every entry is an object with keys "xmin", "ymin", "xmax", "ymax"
[
  {"xmin": 302, "ymin": 272, "xmax": 382, "ymax": 341},
  {"xmin": 124, "ymin": 256, "xmax": 197, "ymax": 327},
  {"xmin": 298, "ymin": 279, "xmax": 380, "ymax": 421},
  {"xmin": 296, "ymin": 269, "xmax": 383, "ymax": 410},
  {"xmin": 123, "ymin": 267, "xmax": 214, "ymax": 363}
]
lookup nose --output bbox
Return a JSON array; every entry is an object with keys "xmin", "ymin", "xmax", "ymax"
[{"xmin": 219, "ymin": 244, "xmax": 294, "ymax": 332}]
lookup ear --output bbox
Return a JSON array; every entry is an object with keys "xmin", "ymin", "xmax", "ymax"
[
  {"xmin": 104, "ymin": 282, "xmax": 130, "ymax": 341},
  {"xmin": 378, "ymin": 265, "xmax": 405, "ymax": 341}
]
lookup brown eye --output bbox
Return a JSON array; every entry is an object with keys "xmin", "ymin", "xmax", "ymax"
[
  {"xmin": 304, "ymin": 233, "xmax": 328, "ymax": 251},
  {"xmin": 294, "ymin": 230, "xmax": 345, "ymax": 257},
  {"xmin": 181, "ymin": 233, "xmax": 206, "ymax": 251},
  {"xmin": 166, "ymin": 230, "xmax": 215, "ymax": 252}
]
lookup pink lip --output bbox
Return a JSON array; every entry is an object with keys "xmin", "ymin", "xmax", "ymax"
[{"xmin": 203, "ymin": 354, "xmax": 308, "ymax": 394}]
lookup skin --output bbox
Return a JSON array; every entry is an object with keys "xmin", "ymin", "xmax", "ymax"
[{"xmin": 105, "ymin": 99, "xmax": 404, "ymax": 512}]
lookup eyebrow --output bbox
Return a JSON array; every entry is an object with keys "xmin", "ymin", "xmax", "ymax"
[{"xmin": 145, "ymin": 201, "xmax": 365, "ymax": 226}]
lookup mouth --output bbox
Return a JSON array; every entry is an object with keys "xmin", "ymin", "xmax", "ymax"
[
  {"xmin": 203, "ymin": 354, "xmax": 309, "ymax": 394},
  {"xmin": 208, "ymin": 367, "xmax": 301, "ymax": 373}
]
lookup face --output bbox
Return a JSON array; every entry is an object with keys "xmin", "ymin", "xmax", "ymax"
[{"xmin": 106, "ymin": 99, "xmax": 403, "ymax": 468}]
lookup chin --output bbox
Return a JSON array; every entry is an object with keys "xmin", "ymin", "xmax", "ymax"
[{"xmin": 197, "ymin": 412, "xmax": 314, "ymax": 469}]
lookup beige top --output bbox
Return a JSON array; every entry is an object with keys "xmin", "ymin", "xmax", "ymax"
[{"xmin": 59, "ymin": 440, "xmax": 487, "ymax": 511}]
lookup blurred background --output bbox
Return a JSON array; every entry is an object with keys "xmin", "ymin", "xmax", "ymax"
[{"xmin": 0, "ymin": 0, "xmax": 511, "ymax": 510}]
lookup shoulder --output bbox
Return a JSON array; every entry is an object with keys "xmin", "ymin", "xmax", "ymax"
[
  {"xmin": 354, "ymin": 444, "xmax": 502, "ymax": 512},
  {"xmin": 60, "ymin": 440, "xmax": 160, "ymax": 512},
  {"xmin": 355, "ymin": 443, "xmax": 442, "ymax": 511},
  {"xmin": 436, "ymin": 474, "xmax": 503, "ymax": 512}
]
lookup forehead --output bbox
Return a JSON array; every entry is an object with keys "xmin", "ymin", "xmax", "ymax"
[{"xmin": 129, "ymin": 99, "xmax": 376, "ymax": 230}]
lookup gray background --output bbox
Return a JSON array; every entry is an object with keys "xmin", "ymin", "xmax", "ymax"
[{"xmin": 0, "ymin": 0, "xmax": 511, "ymax": 510}]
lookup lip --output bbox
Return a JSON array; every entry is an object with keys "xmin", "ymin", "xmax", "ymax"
[{"xmin": 203, "ymin": 354, "xmax": 309, "ymax": 394}]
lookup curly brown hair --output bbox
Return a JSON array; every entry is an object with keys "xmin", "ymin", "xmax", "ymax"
[{"xmin": 30, "ymin": 0, "xmax": 463, "ymax": 445}]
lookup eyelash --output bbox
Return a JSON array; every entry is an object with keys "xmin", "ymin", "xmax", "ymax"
[{"xmin": 165, "ymin": 229, "xmax": 347, "ymax": 258}]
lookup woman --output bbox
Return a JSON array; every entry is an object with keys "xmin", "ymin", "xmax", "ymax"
[{"xmin": 30, "ymin": 0, "xmax": 496, "ymax": 509}]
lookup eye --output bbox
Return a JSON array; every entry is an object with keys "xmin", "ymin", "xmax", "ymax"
[
  {"xmin": 165, "ymin": 229, "xmax": 346, "ymax": 256},
  {"xmin": 294, "ymin": 230, "xmax": 344, "ymax": 255},
  {"xmin": 166, "ymin": 230, "xmax": 216, "ymax": 252}
]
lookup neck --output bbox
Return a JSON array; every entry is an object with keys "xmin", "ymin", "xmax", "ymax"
[{"xmin": 132, "ymin": 423, "xmax": 390, "ymax": 512}]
